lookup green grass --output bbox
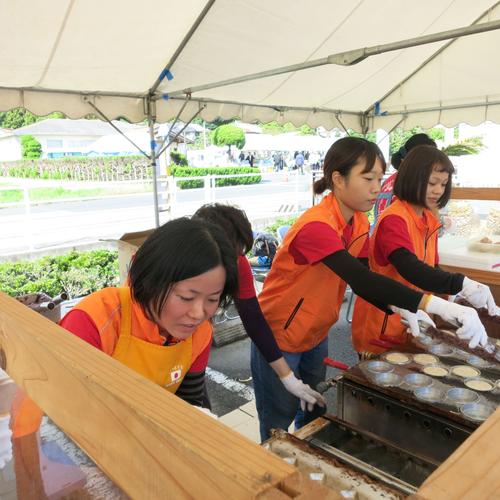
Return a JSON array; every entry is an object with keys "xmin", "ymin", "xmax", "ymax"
[
  {"xmin": 29, "ymin": 187, "xmax": 108, "ymax": 201},
  {"xmin": 0, "ymin": 184, "xmax": 151, "ymax": 204},
  {"xmin": 0, "ymin": 190, "xmax": 23, "ymax": 203}
]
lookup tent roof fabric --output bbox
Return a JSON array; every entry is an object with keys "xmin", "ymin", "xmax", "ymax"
[{"xmin": 1, "ymin": 0, "xmax": 500, "ymax": 131}]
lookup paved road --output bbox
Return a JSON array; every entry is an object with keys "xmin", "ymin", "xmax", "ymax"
[{"xmin": 0, "ymin": 175, "xmax": 313, "ymax": 255}]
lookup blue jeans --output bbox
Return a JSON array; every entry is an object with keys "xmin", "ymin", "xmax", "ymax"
[{"xmin": 251, "ymin": 338, "xmax": 327, "ymax": 442}]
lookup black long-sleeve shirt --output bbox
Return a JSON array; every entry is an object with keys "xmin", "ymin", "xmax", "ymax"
[
  {"xmin": 322, "ymin": 250, "xmax": 423, "ymax": 312},
  {"xmin": 388, "ymin": 247, "xmax": 464, "ymax": 295}
]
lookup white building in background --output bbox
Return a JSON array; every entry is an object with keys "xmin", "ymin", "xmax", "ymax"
[
  {"xmin": 0, "ymin": 119, "xmax": 144, "ymax": 161},
  {"xmin": 0, "ymin": 118, "xmax": 202, "ymax": 162}
]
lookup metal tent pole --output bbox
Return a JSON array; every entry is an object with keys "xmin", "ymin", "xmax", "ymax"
[
  {"xmin": 146, "ymin": 98, "xmax": 160, "ymax": 228},
  {"xmin": 164, "ymin": 19, "xmax": 500, "ymax": 98},
  {"xmin": 86, "ymin": 101, "xmax": 151, "ymax": 158}
]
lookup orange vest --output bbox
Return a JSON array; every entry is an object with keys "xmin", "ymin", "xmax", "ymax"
[
  {"xmin": 259, "ymin": 193, "xmax": 369, "ymax": 352},
  {"xmin": 352, "ymin": 200, "xmax": 440, "ymax": 353},
  {"xmin": 11, "ymin": 389, "xmax": 43, "ymax": 438},
  {"xmin": 72, "ymin": 287, "xmax": 212, "ymax": 392}
]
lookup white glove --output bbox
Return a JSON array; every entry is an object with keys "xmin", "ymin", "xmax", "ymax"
[
  {"xmin": 281, "ymin": 372, "xmax": 326, "ymax": 412},
  {"xmin": 459, "ymin": 277, "xmax": 498, "ymax": 316},
  {"xmin": 389, "ymin": 305, "xmax": 436, "ymax": 337},
  {"xmin": 0, "ymin": 415, "xmax": 12, "ymax": 469},
  {"xmin": 425, "ymin": 296, "xmax": 488, "ymax": 348},
  {"xmin": 194, "ymin": 406, "xmax": 218, "ymax": 419}
]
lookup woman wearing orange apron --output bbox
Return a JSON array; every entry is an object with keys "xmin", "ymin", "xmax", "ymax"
[
  {"xmin": 61, "ymin": 217, "xmax": 238, "ymax": 409},
  {"xmin": 353, "ymin": 145, "xmax": 498, "ymax": 355},
  {"xmin": 254, "ymin": 137, "xmax": 488, "ymax": 441}
]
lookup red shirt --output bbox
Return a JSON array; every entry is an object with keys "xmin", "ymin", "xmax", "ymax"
[
  {"xmin": 60, "ymin": 310, "xmax": 210, "ymax": 372},
  {"xmin": 373, "ymin": 214, "xmax": 439, "ymax": 267},
  {"xmin": 235, "ymin": 255, "xmax": 257, "ymax": 299},
  {"xmin": 374, "ymin": 172, "xmax": 397, "ymax": 215},
  {"xmin": 289, "ymin": 220, "xmax": 369, "ymax": 265}
]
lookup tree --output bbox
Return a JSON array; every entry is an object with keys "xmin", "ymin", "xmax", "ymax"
[
  {"xmin": 389, "ymin": 126, "xmax": 445, "ymax": 155},
  {"xmin": 211, "ymin": 124, "xmax": 245, "ymax": 157},
  {"xmin": 442, "ymin": 137, "xmax": 484, "ymax": 156},
  {"xmin": 203, "ymin": 117, "xmax": 234, "ymax": 130},
  {"xmin": 261, "ymin": 121, "xmax": 316, "ymax": 135},
  {"xmin": 347, "ymin": 129, "xmax": 377, "ymax": 142},
  {"xmin": 299, "ymin": 124, "xmax": 316, "ymax": 135},
  {"xmin": 21, "ymin": 135, "xmax": 42, "ymax": 159},
  {"xmin": 0, "ymin": 108, "xmax": 65, "ymax": 129}
]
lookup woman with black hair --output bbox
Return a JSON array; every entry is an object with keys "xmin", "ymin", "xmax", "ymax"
[
  {"xmin": 374, "ymin": 133, "xmax": 437, "ymax": 216},
  {"xmin": 193, "ymin": 204, "xmax": 326, "ymax": 413},
  {"xmin": 254, "ymin": 137, "xmax": 487, "ymax": 441},
  {"xmin": 353, "ymin": 145, "xmax": 498, "ymax": 355},
  {"xmin": 60, "ymin": 218, "xmax": 238, "ymax": 409}
]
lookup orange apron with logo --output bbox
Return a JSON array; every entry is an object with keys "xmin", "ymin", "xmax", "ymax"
[
  {"xmin": 259, "ymin": 193, "xmax": 369, "ymax": 352},
  {"xmin": 352, "ymin": 200, "xmax": 440, "ymax": 354},
  {"xmin": 72, "ymin": 287, "xmax": 212, "ymax": 392}
]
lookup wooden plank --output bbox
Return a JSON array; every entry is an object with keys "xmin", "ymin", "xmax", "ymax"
[
  {"xmin": 291, "ymin": 417, "xmax": 330, "ymax": 440},
  {"xmin": 259, "ymin": 472, "xmax": 342, "ymax": 499},
  {"xmin": 416, "ymin": 408, "xmax": 500, "ymax": 499},
  {"xmin": 0, "ymin": 292, "xmax": 295, "ymax": 499},
  {"xmin": 450, "ymin": 187, "xmax": 500, "ymax": 201},
  {"xmin": 440, "ymin": 265, "xmax": 500, "ymax": 287}
]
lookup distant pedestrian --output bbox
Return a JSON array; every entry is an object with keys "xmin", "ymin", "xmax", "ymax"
[
  {"xmin": 247, "ymin": 152, "xmax": 255, "ymax": 167},
  {"xmin": 295, "ymin": 152, "xmax": 305, "ymax": 174}
]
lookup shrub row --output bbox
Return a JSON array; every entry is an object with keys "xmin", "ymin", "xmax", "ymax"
[
  {"xmin": 0, "ymin": 250, "xmax": 119, "ymax": 298},
  {"xmin": 172, "ymin": 166, "xmax": 261, "ymax": 189}
]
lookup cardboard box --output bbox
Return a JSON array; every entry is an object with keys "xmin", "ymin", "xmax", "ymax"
[{"xmin": 115, "ymin": 229, "xmax": 155, "ymax": 283}]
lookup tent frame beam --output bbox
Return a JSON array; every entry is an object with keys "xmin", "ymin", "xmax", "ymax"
[
  {"xmin": 155, "ymin": 94, "xmax": 192, "ymax": 155},
  {"xmin": 162, "ymin": 19, "xmax": 500, "ymax": 99},
  {"xmin": 367, "ymin": 99, "xmax": 500, "ymax": 118},
  {"xmin": 149, "ymin": 0, "xmax": 216, "ymax": 96},
  {"xmin": 365, "ymin": 2, "xmax": 500, "ymax": 116},
  {"xmin": 156, "ymin": 104, "xmax": 206, "ymax": 159},
  {"xmin": 86, "ymin": 101, "xmax": 151, "ymax": 159}
]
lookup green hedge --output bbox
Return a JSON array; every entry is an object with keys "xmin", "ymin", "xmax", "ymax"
[
  {"xmin": 0, "ymin": 250, "xmax": 119, "ymax": 298},
  {"xmin": 172, "ymin": 166, "xmax": 261, "ymax": 189}
]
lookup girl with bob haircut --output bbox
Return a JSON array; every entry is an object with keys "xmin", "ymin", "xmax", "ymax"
[
  {"xmin": 60, "ymin": 217, "xmax": 238, "ymax": 410},
  {"xmin": 353, "ymin": 145, "xmax": 497, "ymax": 355},
  {"xmin": 194, "ymin": 204, "xmax": 326, "ymax": 418},
  {"xmin": 374, "ymin": 133, "xmax": 437, "ymax": 216},
  {"xmin": 254, "ymin": 137, "xmax": 488, "ymax": 441}
]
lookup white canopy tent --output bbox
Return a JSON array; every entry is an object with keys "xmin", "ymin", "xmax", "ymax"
[
  {"xmin": 2, "ymin": 0, "xmax": 500, "ymax": 132},
  {"xmin": 242, "ymin": 133, "xmax": 332, "ymax": 153},
  {"xmin": 2, "ymin": 0, "xmax": 500, "ymax": 223}
]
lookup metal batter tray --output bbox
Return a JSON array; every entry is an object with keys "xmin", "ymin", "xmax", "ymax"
[{"xmin": 337, "ymin": 376, "xmax": 473, "ymax": 463}]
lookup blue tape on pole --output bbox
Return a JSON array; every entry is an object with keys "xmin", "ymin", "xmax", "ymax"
[
  {"xmin": 151, "ymin": 140, "xmax": 157, "ymax": 150},
  {"xmin": 374, "ymin": 101, "xmax": 381, "ymax": 116},
  {"xmin": 162, "ymin": 94, "xmax": 169, "ymax": 101},
  {"xmin": 160, "ymin": 69, "xmax": 174, "ymax": 82}
]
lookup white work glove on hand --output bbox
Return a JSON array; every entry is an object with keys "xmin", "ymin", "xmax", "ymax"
[
  {"xmin": 281, "ymin": 372, "xmax": 326, "ymax": 412},
  {"xmin": 425, "ymin": 296, "xmax": 488, "ymax": 348},
  {"xmin": 459, "ymin": 277, "xmax": 498, "ymax": 316},
  {"xmin": 389, "ymin": 306, "xmax": 436, "ymax": 337}
]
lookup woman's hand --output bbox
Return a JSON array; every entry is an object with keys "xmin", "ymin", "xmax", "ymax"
[
  {"xmin": 459, "ymin": 277, "xmax": 498, "ymax": 316},
  {"xmin": 389, "ymin": 306, "xmax": 435, "ymax": 337},
  {"xmin": 425, "ymin": 296, "xmax": 488, "ymax": 348},
  {"xmin": 280, "ymin": 372, "xmax": 326, "ymax": 412}
]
